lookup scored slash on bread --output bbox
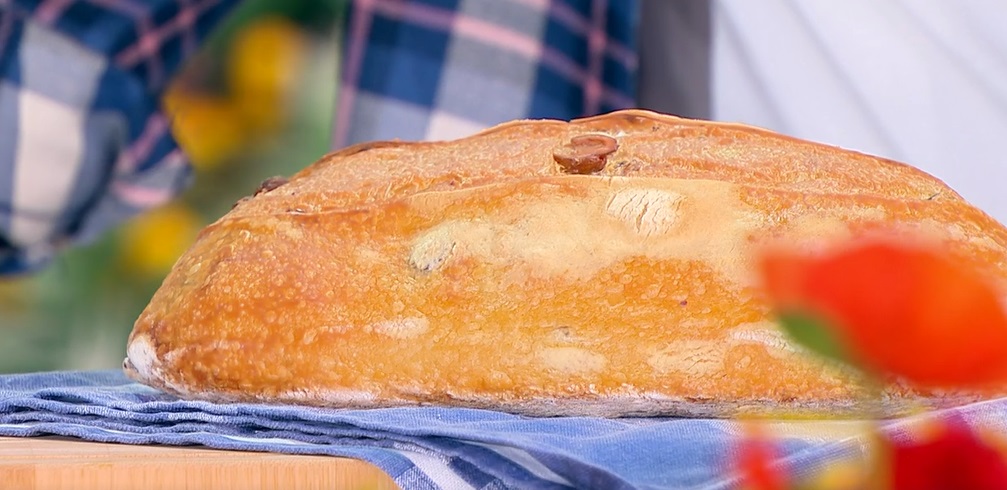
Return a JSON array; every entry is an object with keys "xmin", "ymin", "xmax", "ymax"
[{"xmin": 123, "ymin": 110, "xmax": 1007, "ymax": 417}]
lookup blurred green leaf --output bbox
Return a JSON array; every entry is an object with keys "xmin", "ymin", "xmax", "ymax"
[{"xmin": 777, "ymin": 310, "xmax": 850, "ymax": 365}]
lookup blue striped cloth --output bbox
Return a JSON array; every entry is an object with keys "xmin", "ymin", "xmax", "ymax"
[
  {"xmin": 5, "ymin": 370, "xmax": 1007, "ymax": 489},
  {"xmin": 0, "ymin": 0, "xmax": 241, "ymax": 275},
  {"xmin": 0, "ymin": 370, "xmax": 876, "ymax": 489}
]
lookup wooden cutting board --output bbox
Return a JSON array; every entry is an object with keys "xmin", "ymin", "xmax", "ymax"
[{"xmin": 0, "ymin": 436, "xmax": 398, "ymax": 490}]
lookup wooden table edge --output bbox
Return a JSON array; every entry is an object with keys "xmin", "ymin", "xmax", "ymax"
[{"xmin": 0, "ymin": 436, "xmax": 399, "ymax": 490}]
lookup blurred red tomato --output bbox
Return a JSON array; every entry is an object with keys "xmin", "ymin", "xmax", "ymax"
[
  {"xmin": 735, "ymin": 424, "xmax": 788, "ymax": 490},
  {"xmin": 761, "ymin": 240, "xmax": 1007, "ymax": 388},
  {"xmin": 887, "ymin": 419, "xmax": 1007, "ymax": 490}
]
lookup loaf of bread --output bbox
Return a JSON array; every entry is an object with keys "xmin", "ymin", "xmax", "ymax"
[{"xmin": 123, "ymin": 110, "xmax": 1007, "ymax": 417}]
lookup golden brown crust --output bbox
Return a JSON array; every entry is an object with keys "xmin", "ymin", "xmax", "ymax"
[{"xmin": 124, "ymin": 110, "xmax": 1007, "ymax": 417}]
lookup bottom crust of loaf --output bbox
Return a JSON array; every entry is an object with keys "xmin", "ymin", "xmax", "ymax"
[{"xmin": 123, "ymin": 355, "xmax": 978, "ymax": 419}]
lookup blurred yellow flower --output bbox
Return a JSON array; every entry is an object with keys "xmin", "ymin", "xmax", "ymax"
[
  {"xmin": 227, "ymin": 15, "xmax": 308, "ymax": 133},
  {"xmin": 119, "ymin": 202, "xmax": 203, "ymax": 279},
  {"xmin": 163, "ymin": 16, "xmax": 308, "ymax": 171},
  {"xmin": 0, "ymin": 278, "xmax": 29, "ymax": 313},
  {"xmin": 802, "ymin": 459, "xmax": 867, "ymax": 490},
  {"xmin": 164, "ymin": 89, "xmax": 247, "ymax": 171}
]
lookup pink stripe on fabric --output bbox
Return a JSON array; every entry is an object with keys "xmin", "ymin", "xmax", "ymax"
[
  {"xmin": 85, "ymin": 0, "xmax": 147, "ymax": 18},
  {"xmin": 372, "ymin": 0, "xmax": 455, "ymax": 30},
  {"xmin": 136, "ymin": 18, "xmax": 164, "ymax": 86},
  {"xmin": 111, "ymin": 181, "xmax": 174, "ymax": 208},
  {"xmin": 540, "ymin": 46, "xmax": 585, "ymax": 87},
  {"xmin": 114, "ymin": 20, "xmax": 158, "ymax": 66},
  {"xmin": 85, "ymin": 0, "xmax": 165, "ymax": 90},
  {"xmin": 85, "ymin": 0, "xmax": 155, "ymax": 81},
  {"xmin": 518, "ymin": 0, "xmax": 637, "ymax": 70},
  {"xmin": 584, "ymin": 77, "xmax": 602, "ymax": 113},
  {"xmin": 601, "ymin": 35, "xmax": 636, "ymax": 70},
  {"xmin": 116, "ymin": 115, "xmax": 169, "ymax": 173},
  {"xmin": 602, "ymin": 87, "xmax": 634, "ymax": 109},
  {"xmin": 34, "ymin": 0, "xmax": 73, "ymax": 24},
  {"xmin": 584, "ymin": 0, "xmax": 607, "ymax": 115},
  {"xmin": 112, "ymin": 149, "xmax": 187, "ymax": 207},
  {"xmin": 0, "ymin": 6, "xmax": 13, "ymax": 55},
  {"xmin": 374, "ymin": 1, "xmax": 543, "ymax": 60},
  {"xmin": 373, "ymin": 0, "xmax": 545, "ymax": 57},
  {"xmin": 113, "ymin": 0, "xmax": 214, "ymax": 68},
  {"xmin": 112, "ymin": 151, "xmax": 186, "ymax": 208},
  {"xmin": 509, "ymin": 0, "xmax": 549, "ymax": 10},
  {"xmin": 541, "ymin": 46, "xmax": 632, "ymax": 109},
  {"xmin": 333, "ymin": 0, "xmax": 376, "ymax": 149},
  {"xmin": 452, "ymin": 14, "xmax": 542, "ymax": 59},
  {"xmin": 557, "ymin": 0, "xmax": 636, "ymax": 69},
  {"xmin": 176, "ymin": 0, "xmax": 198, "ymax": 55},
  {"xmin": 547, "ymin": 1, "xmax": 592, "ymax": 33},
  {"xmin": 369, "ymin": 0, "xmax": 545, "ymax": 68}
]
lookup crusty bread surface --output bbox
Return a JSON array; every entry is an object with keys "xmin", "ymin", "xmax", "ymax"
[{"xmin": 124, "ymin": 110, "xmax": 1007, "ymax": 417}]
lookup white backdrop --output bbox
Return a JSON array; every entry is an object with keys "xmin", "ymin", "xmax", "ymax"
[{"xmin": 712, "ymin": 0, "xmax": 1007, "ymax": 223}]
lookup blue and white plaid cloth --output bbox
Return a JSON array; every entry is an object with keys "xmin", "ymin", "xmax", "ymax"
[
  {"xmin": 0, "ymin": 0, "xmax": 639, "ymax": 274},
  {"xmin": 0, "ymin": 0, "xmax": 241, "ymax": 275}
]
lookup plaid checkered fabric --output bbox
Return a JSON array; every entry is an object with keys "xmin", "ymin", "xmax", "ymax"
[
  {"xmin": 1, "ymin": 0, "xmax": 640, "ymax": 275},
  {"xmin": 335, "ymin": 0, "xmax": 639, "ymax": 147},
  {"xmin": 0, "ymin": 0, "xmax": 239, "ymax": 274}
]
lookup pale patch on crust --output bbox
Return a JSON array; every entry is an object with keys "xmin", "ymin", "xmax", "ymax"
[
  {"xmin": 788, "ymin": 214, "xmax": 855, "ymax": 243},
  {"xmin": 370, "ymin": 316, "xmax": 430, "ymax": 339},
  {"xmin": 409, "ymin": 227, "xmax": 456, "ymax": 272},
  {"xmin": 406, "ymin": 176, "xmax": 763, "ymax": 286},
  {"xmin": 648, "ymin": 340, "xmax": 724, "ymax": 376},
  {"xmin": 729, "ymin": 322, "xmax": 800, "ymax": 359},
  {"xmin": 123, "ymin": 335, "xmax": 191, "ymax": 397},
  {"xmin": 274, "ymin": 219, "xmax": 305, "ymax": 240},
  {"xmin": 605, "ymin": 188, "xmax": 684, "ymax": 237},
  {"xmin": 537, "ymin": 347, "xmax": 607, "ymax": 375},
  {"xmin": 728, "ymin": 322, "xmax": 859, "ymax": 384},
  {"xmin": 125, "ymin": 334, "xmax": 159, "ymax": 382},
  {"xmin": 917, "ymin": 218, "xmax": 1004, "ymax": 252}
]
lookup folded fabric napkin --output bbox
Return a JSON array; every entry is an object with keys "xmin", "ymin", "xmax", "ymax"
[{"xmin": 1, "ymin": 371, "xmax": 1004, "ymax": 489}]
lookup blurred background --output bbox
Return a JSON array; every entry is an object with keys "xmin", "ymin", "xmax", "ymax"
[{"xmin": 0, "ymin": 0, "xmax": 344, "ymax": 372}]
